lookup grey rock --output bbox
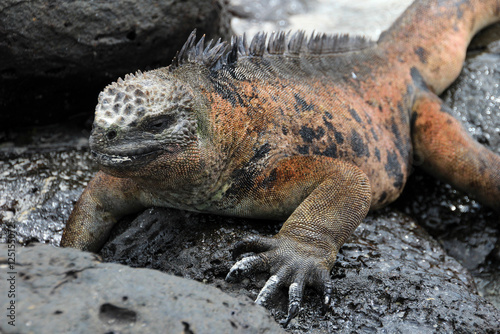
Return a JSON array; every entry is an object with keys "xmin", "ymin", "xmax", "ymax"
[
  {"xmin": 0, "ymin": 243, "xmax": 283, "ymax": 334},
  {"xmin": 100, "ymin": 207, "xmax": 500, "ymax": 333},
  {"xmin": 0, "ymin": 0, "xmax": 232, "ymax": 127}
]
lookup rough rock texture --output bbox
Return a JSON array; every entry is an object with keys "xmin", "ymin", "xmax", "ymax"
[
  {"xmin": 98, "ymin": 207, "xmax": 500, "ymax": 333},
  {"xmin": 0, "ymin": 128, "xmax": 95, "ymax": 247},
  {"xmin": 0, "ymin": 243, "xmax": 283, "ymax": 334},
  {"xmin": 0, "ymin": 0, "xmax": 232, "ymax": 127}
]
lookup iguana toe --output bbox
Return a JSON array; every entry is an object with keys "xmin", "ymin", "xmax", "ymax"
[
  {"xmin": 255, "ymin": 274, "xmax": 283, "ymax": 306},
  {"xmin": 225, "ymin": 254, "xmax": 269, "ymax": 282},
  {"xmin": 231, "ymin": 235, "xmax": 276, "ymax": 258},
  {"xmin": 281, "ymin": 279, "xmax": 305, "ymax": 327}
]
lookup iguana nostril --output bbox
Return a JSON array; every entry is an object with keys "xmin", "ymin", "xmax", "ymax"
[{"xmin": 106, "ymin": 130, "xmax": 117, "ymax": 140}]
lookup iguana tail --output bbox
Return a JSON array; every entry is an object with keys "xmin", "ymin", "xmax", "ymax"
[{"xmin": 378, "ymin": 0, "xmax": 500, "ymax": 94}]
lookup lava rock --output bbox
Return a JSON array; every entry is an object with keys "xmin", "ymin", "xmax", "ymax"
[
  {"xmin": 0, "ymin": 145, "xmax": 95, "ymax": 247},
  {"xmin": 0, "ymin": 243, "xmax": 283, "ymax": 334},
  {"xmin": 0, "ymin": 0, "xmax": 232, "ymax": 127},
  {"xmin": 100, "ymin": 207, "xmax": 500, "ymax": 333}
]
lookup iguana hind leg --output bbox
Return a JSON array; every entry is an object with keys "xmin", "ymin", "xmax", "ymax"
[
  {"xmin": 226, "ymin": 156, "xmax": 371, "ymax": 325},
  {"xmin": 411, "ymin": 92, "xmax": 500, "ymax": 211}
]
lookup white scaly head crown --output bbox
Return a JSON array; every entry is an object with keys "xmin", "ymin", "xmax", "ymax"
[{"xmin": 94, "ymin": 70, "xmax": 194, "ymax": 130}]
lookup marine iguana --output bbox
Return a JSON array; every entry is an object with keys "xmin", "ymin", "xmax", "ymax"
[{"xmin": 61, "ymin": 0, "xmax": 500, "ymax": 325}]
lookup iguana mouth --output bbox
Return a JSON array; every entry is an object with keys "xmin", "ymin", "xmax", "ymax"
[{"xmin": 91, "ymin": 149, "xmax": 161, "ymax": 168}]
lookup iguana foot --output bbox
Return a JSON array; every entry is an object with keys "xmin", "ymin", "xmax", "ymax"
[{"xmin": 226, "ymin": 234, "xmax": 334, "ymax": 327}]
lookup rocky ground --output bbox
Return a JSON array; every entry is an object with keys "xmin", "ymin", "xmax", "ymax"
[
  {"xmin": 0, "ymin": 243, "xmax": 283, "ymax": 333},
  {"xmin": 1, "ymin": 0, "xmax": 499, "ymax": 333}
]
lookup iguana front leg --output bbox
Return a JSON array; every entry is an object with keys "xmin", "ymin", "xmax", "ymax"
[
  {"xmin": 61, "ymin": 171, "xmax": 146, "ymax": 251},
  {"xmin": 226, "ymin": 157, "xmax": 372, "ymax": 325}
]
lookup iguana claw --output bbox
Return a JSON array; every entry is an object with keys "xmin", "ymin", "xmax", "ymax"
[{"xmin": 226, "ymin": 234, "xmax": 335, "ymax": 327}]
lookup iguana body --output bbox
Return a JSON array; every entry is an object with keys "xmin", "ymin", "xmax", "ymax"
[{"xmin": 62, "ymin": 0, "xmax": 500, "ymax": 324}]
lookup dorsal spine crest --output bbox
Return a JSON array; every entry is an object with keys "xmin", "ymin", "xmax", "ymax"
[{"xmin": 169, "ymin": 30, "xmax": 374, "ymax": 72}]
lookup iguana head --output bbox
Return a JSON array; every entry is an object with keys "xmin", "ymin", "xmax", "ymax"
[{"xmin": 89, "ymin": 69, "xmax": 203, "ymax": 179}]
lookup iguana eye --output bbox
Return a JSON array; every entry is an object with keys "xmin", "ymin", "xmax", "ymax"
[{"xmin": 145, "ymin": 115, "xmax": 175, "ymax": 133}]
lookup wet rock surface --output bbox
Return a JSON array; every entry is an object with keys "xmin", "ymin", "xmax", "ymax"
[
  {"xmin": 0, "ymin": 243, "xmax": 282, "ymax": 334},
  {"xmin": 99, "ymin": 207, "xmax": 500, "ymax": 333},
  {"xmin": 0, "ymin": 124, "xmax": 95, "ymax": 246},
  {"xmin": 0, "ymin": 0, "xmax": 232, "ymax": 126}
]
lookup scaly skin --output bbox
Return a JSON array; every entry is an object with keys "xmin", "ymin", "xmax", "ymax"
[{"xmin": 61, "ymin": 0, "xmax": 500, "ymax": 325}]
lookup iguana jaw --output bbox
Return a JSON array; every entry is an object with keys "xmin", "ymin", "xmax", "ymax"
[
  {"xmin": 90, "ymin": 141, "xmax": 188, "ymax": 170},
  {"xmin": 88, "ymin": 123, "xmax": 200, "ymax": 182},
  {"xmin": 89, "ymin": 127, "xmax": 170, "ymax": 171},
  {"xmin": 91, "ymin": 148, "xmax": 162, "ymax": 168}
]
